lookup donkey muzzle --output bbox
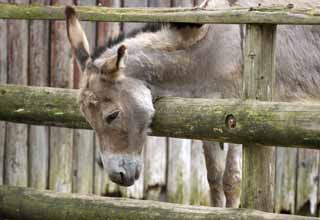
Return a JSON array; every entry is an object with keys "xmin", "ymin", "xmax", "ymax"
[{"xmin": 104, "ymin": 155, "xmax": 142, "ymax": 187}]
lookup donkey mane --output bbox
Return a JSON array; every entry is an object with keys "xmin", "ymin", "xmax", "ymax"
[
  {"xmin": 92, "ymin": 22, "xmax": 204, "ymax": 60},
  {"xmin": 92, "ymin": 23, "xmax": 164, "ymax": 60}
]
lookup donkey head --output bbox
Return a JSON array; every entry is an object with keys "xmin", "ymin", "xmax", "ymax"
[{"xmin": 65, "ymin": 6, "xmax": 154, "ymax": 186}]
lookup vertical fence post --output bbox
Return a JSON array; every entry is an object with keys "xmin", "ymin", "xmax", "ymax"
[
  {"xmin": 28, "ymin": 0, "xmax": 49, "ymax": 190},
  {"xmin": 5, "ymin": 0, "xmax": 29, "ymax": 187},
  {"xmin": 71, "ymin": 0, "xmax": 95, "ymax": 195},
  {"xmin": 49, "ymin": 0, "xmax": 74, "ymax": 193},
  {"xmin": 0, "ymin": 0, "xmax": 7, "ymax": 186},
  {"xmin": 241, "ymin": 24, "xmax": 277, "ymax": 212}
]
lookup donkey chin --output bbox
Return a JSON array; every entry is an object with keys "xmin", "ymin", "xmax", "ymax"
[{"xmin": 100, "ymin": 153, "xmax": 142, "ymax": 186}]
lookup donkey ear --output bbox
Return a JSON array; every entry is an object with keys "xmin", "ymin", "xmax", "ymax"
[
  {"xmin": 116, "ymin": 45, "xmax": 127, "ymax": 69},
  {"xmin": 101, "ymin": 45, "xmax": 127, "ymax": 81},
  {"xmin": 65, "ymin": 6, "xmax": 90, "ymax": 71}
]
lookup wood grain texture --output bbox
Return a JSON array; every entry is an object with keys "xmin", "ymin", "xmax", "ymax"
[
  {"xmin": 4, "ymin": 0, "xmax": 29, "ymax": 187},
  {"xmin": 275, "ymin": 147, "xmax": 297, "ymax": 214},
  {"xmin": 49, "ymin": 0, "xmax": 74, "ymax": 193},
  {"xmin": 1, "ymin": 85, "xmax": 320, "ymax": 149},
  {"xmin": 71, "ymin": 0, "xmax": 95, "ymax": 195},
  {"xmin": 167, "ymin": 138, "xmax": 191, "ymax": 204},
  {"xmin": 144, "ymin": 137, "xmax": 167, "ymax": 201},
  {"xmin": 1, "ymin": 4, "xmax": 320, "ymax": 24},
  {"xmin": 1, "ymin": 185, "xmax": 319, "ymax": 220},
  {"xmin": 0, "ymin": 0, "xmax": 7, "ymax": 186},
  {"xmin": 28, "ymin": 0, "xmax": 50, "ymax": 190},
  {"xmin": 296, "ymin": 149, "xmax": 319, "ymax": 216},
  {"xmin": 241, "ymin": 24, "xmax": 277, "ymax": 212}
]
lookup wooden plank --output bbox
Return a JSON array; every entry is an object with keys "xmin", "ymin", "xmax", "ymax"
[
  {"xmin": 0, "ymin": 0, "xmax": 7, "ymax": 186},
  {"xmin": 49, "ymin": 0, "xmax": 74, "ymax": 193},
  {"xmin": 144, "ymin": 137, "xmax": 167, "ymax": 201},
  {"xmin": 1, "ymin": 4, "xmax": 320, "ymax": 25},
  {"xmin": 167, "ymin": 138, "xmax": 191, "ymax": 204},
  {"xmin": 28, "ymin": 0, "xmax": 50, "ymax": 190},
  {"xmin": 241, "ymin": 24, "xmax": 277, "ymax": 212},
  {"xmin": 4, "ymin": 0, "xmax": 29, "ymax": 187},
  {"xmin": 71, "ymin": 0, "xmax": 95, "ymax": 195},
  {"xmin": 1, "ymin": 185, "xmax": 319, "ymax": 220},
  {"xmin": 296, "ymin": 149, "xmax": 319, "ymax": 216},
  {"xmin": 2, "ymin": 85, "xmax": 320, "ymax": 149},
  {"xmin": 275, "ymin": 147, "xmax": 297, "ymax": 214},
  {"xmin": 190, "ymin": 140, "xmax": 210, "ymax": 206},
  {"xmin": 93, "ymin": 0, "xmax": 121, "ymax": 197}
]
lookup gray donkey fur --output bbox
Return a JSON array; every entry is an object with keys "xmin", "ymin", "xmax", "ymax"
[{"xmin": 65, "ymin": 0, "xmax": 320, "ymax": 207}]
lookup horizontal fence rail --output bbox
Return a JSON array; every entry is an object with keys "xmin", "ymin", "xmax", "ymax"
[
  {"xmin": 0, "ymin": 4, "xmax": 320, "ymax": 24},
  {"xmin": 0, "ymin": 185, "xmax": 318, "ymax": 220},
  {"xmin": 1, "ymin": 84, "xmax": 320, "ymax": 149}
]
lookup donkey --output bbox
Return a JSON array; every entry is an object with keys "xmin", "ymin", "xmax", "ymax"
[{"xmin": 65, "ymin": 0, "xmax": 320, "ymax": 207}]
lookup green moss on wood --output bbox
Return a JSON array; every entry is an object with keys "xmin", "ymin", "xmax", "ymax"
[
  {"xmin": 0, "ymin": 4, "xmax": 319, "ymax": 24},
  {"xmin": 0, "ymin": 84, "xmax": 320, "ymax": 148},
  {"xmin": 0, "ymin": 185, "xmax": 318, "ymax": 220}
]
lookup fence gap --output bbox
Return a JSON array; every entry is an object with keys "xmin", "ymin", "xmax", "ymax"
[{"xmin": 241, "ymin": 24, "xmax": 277, "ymax": 211}]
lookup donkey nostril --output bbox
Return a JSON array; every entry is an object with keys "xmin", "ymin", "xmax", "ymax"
[{"xmin": 119, "ymin": 171, "xmax": 125, "ymax": 183}]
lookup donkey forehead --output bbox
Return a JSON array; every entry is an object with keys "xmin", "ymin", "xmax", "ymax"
[{"xmin": 83, "ymin": 74, "xmax": 147, "ymax": 106}]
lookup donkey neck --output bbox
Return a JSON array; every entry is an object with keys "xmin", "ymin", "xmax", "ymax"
[{"xmin": 95, "ymin": 25, "xmax": 215, "ymax": 98}]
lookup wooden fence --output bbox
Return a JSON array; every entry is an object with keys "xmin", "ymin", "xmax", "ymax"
[{"xmin": 0, "ymin": 0, "xmax": 320, "ymax": 218}]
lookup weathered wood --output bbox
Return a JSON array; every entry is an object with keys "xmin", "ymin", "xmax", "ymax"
[
  {"xmin": 241, "ymin": 24, "xmax": 277, "ymax": 212},
  {"xmin": 28, "ymin": 0, "xmax": 49, "ymax": 190},
  {"xmin": 0, "ymin": 4, "xmax": 320, "ymax": 24},
  {"xmin": 49, "ymin": 0, "xmax": 73, "ymax": 193},
  {"xmin": 144, "ymin": 137, "xmax": 167, "ymax": 201},
  {"xmin": 167, "ymin": 138, "xmax": 191, "ymax": 204},
  {"xmin": 190, "ymin": 140, "xmax": 210, "ymax": 206},
  {"xmin": 72, "ymin": 130, "xmax": 94, "ymax": 194},
  {"xmin": 275, "ymin": 147, "xmax": 297, "ymax": 214},
  {"xmin": 1, "ymin": 85, "xmax": 320, "ymax": 149},
  {"xmin": 0, "ymin": 0, "xmax": 7, "ymax": 186},
  {"xmin": 296, "ymin": 149, "xmax": 319, "ymax": 216},
  {"xmin": 4, "ymin": 0, "xmax": 29, "ymax": 187},
  {"xmin": 71, "ymin": 0, "xmax": 95, "ymax": 195},
  {"xmin": 0, "ymin": 185, "xmax": 319, "ymax": 220}
]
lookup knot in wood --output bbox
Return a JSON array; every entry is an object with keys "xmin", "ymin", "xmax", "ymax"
[{"xmin": 226, "ymin": 114, "xmax": 236, "ymax": 129}]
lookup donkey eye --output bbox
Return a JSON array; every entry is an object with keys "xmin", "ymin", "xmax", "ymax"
[{"xmin": 106, "ymin": 111, "xmax": 120, "ymax": 124}]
